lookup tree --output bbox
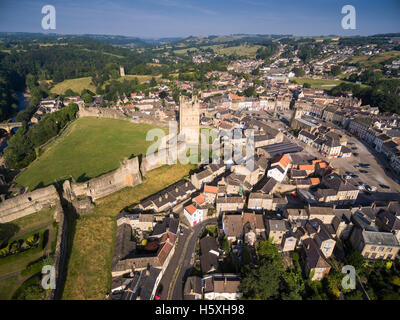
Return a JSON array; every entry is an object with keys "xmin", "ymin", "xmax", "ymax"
[
  {"xmin": 303, "ymin": 82, "xmax": 311, "ymax": 88},
  {"xmin": 330, "ymin": 65, "xmax": 341, "ymax": 77},
  {"xmin": 244, "ymin": 86, "xmax": 257, "ymax": 97},
  {"xmin": 292, "ymin": 67, "xmax": 305, "ymax": 77},
  {"xmin": 150, "ymin": 77, "xmax": 157, "ymax": 87},
  {"xmin": 159, "ymin": 91, "xmax": 168, "ymax": 99},
  {"xmin": 241, "ymin": 259, "xmax": 281, "ymax": 299},
  {"xmin": 82, "ymin": 93, "xmax": 93, "ymax": 103}
]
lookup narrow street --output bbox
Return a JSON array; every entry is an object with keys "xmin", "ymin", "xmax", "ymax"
[{"xmin": 158, "ymin": 217, "xmax": 217, "ymax": 300}]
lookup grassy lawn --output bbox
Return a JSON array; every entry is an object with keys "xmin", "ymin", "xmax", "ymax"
[
  {"xmin": 6, "ymin": 208, "xmax": 55, "ymax": 237},
  {"xmin": 16, "ymin": 117, "xmax": 164, "ymax": 190},
  {"xmin": 0, "ymin": 247, "xmax": 46, "ymax": 277},
  {"xmin": 173, "ymin": 44, "xmax": 261, "ymax": 58},
  {"xmin": 213, "ymin": 44, "xmax": 262, "ymax": 58},
  {"xmin": 347, "ymin": 50, "xmax": 400, "ymax": 67},
  {"xmin": 50, "ymin": 74, "xmax": 161, "ymax": 95},
  {"xmin": 0, "ymin": 275, "xmax": 20, "ymax": 299},
  {"xmin": 61, "ymin": 162, "xmax": 196, "ymax": 300},
  {"xmin": 50, "ymin": 77, "xmax": 96, "ymax": 95},
  {"xmin": 292, "ymin": 77, "xmax": 348, "ymax": 89}
]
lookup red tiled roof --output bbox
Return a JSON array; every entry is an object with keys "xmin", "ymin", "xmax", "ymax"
[
  {"xmin": 204, "ymin": 185, "xmax": 218, "ymax": 194},
  {"xmin": 299, "ymin": 164, "xmax": 315, "ymax": 171},
  {"xmin": 193, "ymin": 194, "xmax": 206, "ymax": 205},
  {"xmin": 319, "ymin": 162, "xmax": 328, "ymax": 168},
  {"xmin": 310, "ymin": 178, "xmax": 320, "ymax": 185},
  {"xmin": 184, "ymin": 204, "xmax": 197, "ymax": 215},
  {"xmin": 276, "ymin": 154, "xmax": 291, "ymax": 169}
]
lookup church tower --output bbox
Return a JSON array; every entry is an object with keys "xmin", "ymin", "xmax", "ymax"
[
  {"xmin": 179, "ymin": 95, "xmax": 200, "ymax": 145},
  {"xmin": 290, "ymin": 105, "xmax": 303, "ymax": 129}
]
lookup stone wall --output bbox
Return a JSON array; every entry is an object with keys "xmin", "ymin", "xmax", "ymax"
[
  {"xmin": 140, "ymin": 134, "xmax": 187, "ymax": 176},
  {"xmin": 66, "ymin": 156, "xmax": 142, "ymax": 202},
  {"xmin": 77, "ymin": 105, "xmax": 129, "ymax": 120},
  {"xmin": 49, "ymin": 200, "xmax": 67, "ymax": 300},
  {"xmin": 0, "ymin": 185, "xmax": 60, "ymax": 223}
]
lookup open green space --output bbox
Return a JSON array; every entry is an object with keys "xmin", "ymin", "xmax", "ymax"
[
  {"xmin": 292, "ymin": 77, "xmax": 370, "ymax": 90},
  {"xmin": 50, "ymin": 77, "xmax": 96, "ymax": 95},
  {"xmin": 347, "ymin": 50, "xmax": 400, "ymax": 67},
  {"xmin": 4, "ymin": 208, "xmax": 55, "ymax": 238},
  {"xmin": 50, "ymin": 74, "xmax": 161, "ymax": 95},
  {"xmin": 0, "ymin": 275, "xmax": 19, "ymax": 299},
  {"xmin": 173, "ymin": 44, "xmax": 262, "ymax": 58},
  {"xmin": 16, "ymin": 117, "xmax": 163, "ymax": 190}
]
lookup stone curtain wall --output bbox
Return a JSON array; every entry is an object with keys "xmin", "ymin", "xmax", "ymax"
[
  {"xmin": 49, "ymin": 200, "xmax": 67, "ymax": 300},
  {"xmin": 0, "ymin": 185, "xmax": 60, "ymax": 223},
  {"xmin": 68, "ymin": 157, "xmax": 142, "ymax": 201},
  {"xmin": 77, "ymin": 105, "xmax": 129, "ymax": 120}
]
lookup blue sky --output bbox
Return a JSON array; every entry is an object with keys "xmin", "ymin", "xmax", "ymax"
[{"xmin": 0, "ymin": 0, "xmax": 399, "ymax": 38}]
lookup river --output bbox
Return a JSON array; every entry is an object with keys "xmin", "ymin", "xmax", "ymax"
[{"xmin": 0, "ymin": 91, "xmax": 30, "ymax": 152}]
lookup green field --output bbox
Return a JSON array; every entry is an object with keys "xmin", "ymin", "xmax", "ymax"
[
  {"xmin": 0, "ymin": 275, "xmax": 19, "ymax": 299},
  {"xmin": 16, "ymin": 117, "xmax": 164, "ymax": 190},
  {"xmin": 347, "ymin": 50, "xmax": 400, "ymax": 67},
  {"xmin": 50, "ymin": 77, "xmax": 96, "ymax": 95},
  {"xmin": 292, "ymin": 77, "xmax": 361, "ymax": 89},
  {"xmin": 50, "ymin": 74, "xmax": 161, "ymax": 95},
  {"xmin": 5, "ymin": 208, "xmax": 55, "ymax": 237},
  {"xmin": 174, "ymin": 44, "xmax": 262, "ymax": 58}
]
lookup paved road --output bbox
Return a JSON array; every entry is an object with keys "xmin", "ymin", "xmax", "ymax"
[
  {"xmin": 171, "ymin": 218, "xmax": 218, "ymax": 300},
  {"xmin": 158, "ymin": 224, "xmax": 191, "ymax": 300}
]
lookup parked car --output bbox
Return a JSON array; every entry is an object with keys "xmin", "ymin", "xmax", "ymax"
[
  {"xmin": 357, "ymin": 185, "xmax": 365, "ymax": 190},
  {"xmin": 379, "ymin": 184, "xmax": 390, "ymax": 189},
  {"xmin": 350, "ymin": 174, "xmax": 359, "ymax": 178},
  {"xmin": 359, "ymin": 163, "xmax": 371, "ymax": 168},
  {"xmin": 155, "ymin": 285, "xmax": 163, "ymax": 300},
  {"xmin": 180, "ymin": 226, "xmax": 184, "ymax": 235},
  {"xmin": 344, "ymin": 175, "xmax": 352, "ymax": 180},
  {"xmin": 354, "ymin": 165, "xmax": 361, "ymax": 169},
  {"xmin": 353, "ymin": 153, "xmax": 359, "ymax": 156},
  {"xmin": 359, "ymin": 169, "xmax": 368, "ymax": 173}
]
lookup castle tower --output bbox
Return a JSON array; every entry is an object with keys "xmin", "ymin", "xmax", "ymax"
[
  {"xmin": 119, "ymin": 66, "xmax": 125, "ymax": 77},
  {"xmin": 179, "ymin": 95, "xmax": 200, "ymax": 145}
]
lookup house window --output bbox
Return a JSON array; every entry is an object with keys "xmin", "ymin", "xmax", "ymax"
[
  {"xmin": 370, "ymin": 253, "xmax": 377, "ymax": 259},
  {"xmin": 370, "ymin": 246, "xmax": 376, "ymax": 251},
  {"xmin": 387, "ymin": 254, "xmax": 393, "ymax": 259},
  {"xmin": 387, "ymin": 248, "xmax": 392, "ymax": 252},
  {"xmin": 363, "ymin": 253, "xmax": 369, "ymax": 258},
  {"xmin": 378, "ymin": 247, "xmax": 384, "ymax": 252}
]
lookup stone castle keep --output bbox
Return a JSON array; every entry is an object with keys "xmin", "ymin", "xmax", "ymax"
[{"xmin": 179, "ymin": 95, "xmax": 200, "ymax": 145}]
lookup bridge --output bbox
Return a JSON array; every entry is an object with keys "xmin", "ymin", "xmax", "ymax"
[{"xmin": 0, "ymin": 122, "xmax": 23, "ymax": 133}]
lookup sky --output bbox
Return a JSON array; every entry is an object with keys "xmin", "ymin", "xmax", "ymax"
[{"xmin": 0, "ymin": 0, "xmax": 399, "ymax": 38}]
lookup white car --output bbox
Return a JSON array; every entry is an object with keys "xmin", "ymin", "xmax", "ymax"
[{"xmin": 357, "ymin": 185, "xmax": 365, "ymax": 190}]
